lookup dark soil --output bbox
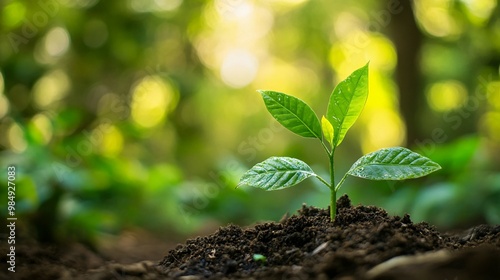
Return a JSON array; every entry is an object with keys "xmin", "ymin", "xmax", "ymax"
[{"xmin": 3, "ymin": 195, "xmax": 500, "ymax": 279}]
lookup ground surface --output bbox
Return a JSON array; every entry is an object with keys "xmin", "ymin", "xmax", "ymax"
[{"xmin": 2, "ymin": 195, "xmax": 500, "ymax": 279}]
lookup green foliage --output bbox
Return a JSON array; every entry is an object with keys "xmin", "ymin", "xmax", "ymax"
[
  {"xmin": 238, "ymin": 157, "xmax": 317, "ymax": 191},
  {"xmin": 239, "ymin": 64, "xmax": 441, "ymax": 220},
  {"xmin": 326, "ymin": 64, "xmax": 369, "ymax": 147},
  {"xmin": 259, "ymin": 90, "xmax": 322, "ymax": 139},
  {"xmin": 347, "ymin": 147, "xmax": 442, "ymax": 181}
]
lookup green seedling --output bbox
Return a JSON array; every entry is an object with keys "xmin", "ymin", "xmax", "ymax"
[
  {"xmin": 252, "ymin": 254, "xmax": 267, "ymax": 264},
  {"xmin": 238, "ymin": 63, "xmax": 441, "ymax": 221}
]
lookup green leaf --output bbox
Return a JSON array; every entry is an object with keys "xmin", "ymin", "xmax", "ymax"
[
  {"xmin": 259, "ymin": 90, "xmax": 321, "ymax": 139},
  {"xmin": 253, "ymin": 254, "xmax": 267, "ymax": 262},
  {"xmin": 347, "ymin": 147, "xmax": 441, "ymax": 180},
  {"xmin": 238, "ymin": 157, "xmax": 317, "ymax": 190},
  {"xmin": 321, "ymin": 116, "xmax": 334, "ymax": 146},
  {"xmin": 326, "ymin": 63, "xmax": 369, "ymax": 146}
]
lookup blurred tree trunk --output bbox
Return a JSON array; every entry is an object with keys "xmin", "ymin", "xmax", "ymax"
[{"xmin": 387, "ymin": 1, "xmax": 423, "ymax": 145}]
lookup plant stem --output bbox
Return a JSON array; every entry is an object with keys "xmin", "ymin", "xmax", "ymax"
[
  {"xmin": 320, "ymin": 140, "xmax": 331, "ymax": 155},
  {"xmin": 319, "ymin": 138, "xmax": 337, "ymax": 220},
  {"xmin": 335, "ymin": 173, "xmax": 349, "ymax": 192},
  {"xmin": 315, "ymin": 175, "xmax": 331, "ymax": 189},
  {"xmin": 330, "ymin": 186, "xmax": 336, "ymax": 221},
  {"xmin": 329, "ymin": 150, "xmax": 336, "ymax": 221}
]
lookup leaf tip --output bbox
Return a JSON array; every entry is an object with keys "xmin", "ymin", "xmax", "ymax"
[{"xmin": 434, "ymin": 162, "xmax": 443, "ymax": 170}]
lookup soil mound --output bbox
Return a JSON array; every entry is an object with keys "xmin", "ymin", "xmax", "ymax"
[{"xmin": 158, "ymin": 195, "xmax": 500, "ymax": 279}]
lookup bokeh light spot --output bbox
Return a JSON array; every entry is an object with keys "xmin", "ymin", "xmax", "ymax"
[
  {"xmin": 8, "ymin": 122, "xmax": 27, "ymax": 153},
  {"xmin": 0, "ymin": 95, "xmax": 8, "ymax": 119},
  {"xmin": 333, "ymin": 12, "xmax": 364, "ymax": 40},
  {"xmin": 0, "ymin": 72, "xmax": 7, "ymax": 119},
  {"xmin": 329, "ymin": 33, "xmax": 396, "ymax": 79},
  {"xmin": 31, "ymin": 114, "xmax": 53, "ymax": 145},
  {"xmin": 365, "ymin": 36, "xmax": 397, "ymax": 72},
  {"xmin": 255, "ymin": 59, "xmax": 319, "ymax": 98},
  {"xmin": 480, "ymin": 112, "xmax": 500, "ymax": 141},
  {"xmin": 215, "ymin": 0, "xmax": 253, "ymax": 20},
  {"xmin": 487, "ymin": 81, "xmax": 500, "ymax": 110},
  {"xmin": 45, "ymin": 27, "xmax": 71, "ymax": 57},
  {"xmin": 460, "ymin": 0, "xmax": 497, "ymax": 25},
  {"xmin": 415, "ymin": 0, "xmax": 462, "ymax": 38},
  {"xmin": 426, "ymin": 81, "xmax": 468, "ymax": 112},
  {"xmin": 131, "ymin": 76, "xmax": 178, "ymax": 128},
  {"xmin": 0, "ymin": 71, "xmax": 4, "ymax": 94},
  {"xmin": 155, "ymin": 0, "xmax": 183, "ymax": 11},
  {"xmin": 33, "ymin": 70, "xmax": 71, "ymax": 109},
  {"xmin": 362, "ymin": 110, "xmax": 405, "ymax": 153},
  {"xmin": 220, "ymin": 50, "xmax": 258, "ymax": 88},
  {"xmin": 93, "ymin": 125, "xmax": 124, "ymax": 157}
]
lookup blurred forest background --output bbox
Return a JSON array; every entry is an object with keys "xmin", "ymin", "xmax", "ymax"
[{"xmin": 1, "ymin": 0, "xmax": 499, "ymax": 247}]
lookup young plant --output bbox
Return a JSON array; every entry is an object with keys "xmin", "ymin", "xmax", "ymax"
[
  {"xmin": 237, "ymin": 63, "xmax": 441, "ymax": 221},
  {"xmin": 252, "ymin": 254, "xmax": 267, "ymax": 265}
]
